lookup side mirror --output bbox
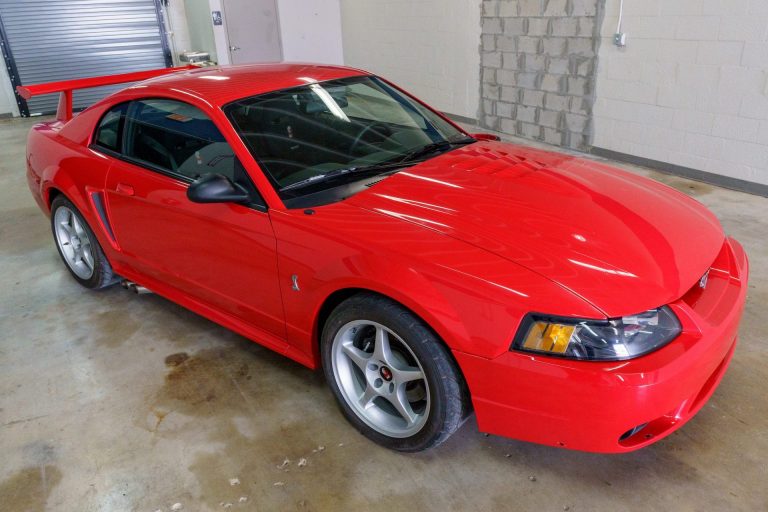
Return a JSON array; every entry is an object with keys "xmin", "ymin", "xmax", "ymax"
[
  {"xmin": 187, "ymin": 174, "xmax": 250, "ymax": 204},
  {"xmin": 470, "ymin": 133, "xmax": 501, "ymax": 141}
]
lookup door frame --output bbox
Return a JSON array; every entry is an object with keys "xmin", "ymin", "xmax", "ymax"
[{"xmin": 220, "ymin": 0, "xmax": 283, "ymax": 64}]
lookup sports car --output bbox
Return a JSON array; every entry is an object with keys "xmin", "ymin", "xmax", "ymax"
[{"xmin": 20, "ymin": 63, "xmax": 748, "ymax": 452}]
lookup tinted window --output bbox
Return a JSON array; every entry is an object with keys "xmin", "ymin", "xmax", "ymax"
[
  {"xmin": 93, "ymin": 102, "xmax": 128, "ymax": 152},
  {"xmin": 123, "ymin": 98, "xmax": 265, "ymax": 209},
  {"xmin": 224, "ymin": 76, "xmax": 467, "ymax": 195},
  {"xmin": 124, "ymin": 99, "xmax": 238, "ymax": 182}
]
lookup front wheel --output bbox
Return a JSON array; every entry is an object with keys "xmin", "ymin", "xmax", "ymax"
[{"xmin": 321, "ymin": 293, "xmax": 469, "ymax": 451}]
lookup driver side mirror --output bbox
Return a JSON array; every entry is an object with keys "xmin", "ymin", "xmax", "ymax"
[{"xmin": 187, "ymin": 174, "xmax": 250, "ymax": 204}]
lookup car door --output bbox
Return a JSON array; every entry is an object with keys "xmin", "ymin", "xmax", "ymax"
[{"xmin": 101, "ymin": 98, "xmax": 287, "ymax": 341}]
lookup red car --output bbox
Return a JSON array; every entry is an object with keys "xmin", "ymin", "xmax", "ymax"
[{"xmin": 20, "ymin": 64, "xmax": 748, "ymax": 452}]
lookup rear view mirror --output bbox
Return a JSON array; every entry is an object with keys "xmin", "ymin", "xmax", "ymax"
[{"xmin": 187, "ymin": 174, "xmax": 250, "ymax": 204}]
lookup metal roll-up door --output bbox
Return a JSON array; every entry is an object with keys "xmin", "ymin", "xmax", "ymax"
[{"xmin": 0, "ymin": 0, "xmax": 171, "ymax": 116}]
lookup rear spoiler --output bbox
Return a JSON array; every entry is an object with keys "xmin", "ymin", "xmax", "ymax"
[{"xmin": 15, "ymin": 65, "xmax": 197, "ymax": 122}]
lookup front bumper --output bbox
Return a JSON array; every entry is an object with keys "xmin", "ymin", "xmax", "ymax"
[{"xmin": 455, "ymin": 237, "xmax": 749, "ymax": 453}]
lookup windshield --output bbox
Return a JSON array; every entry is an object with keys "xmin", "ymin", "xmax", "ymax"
[{"xmin": 224, "ymin": 76, "xmax": 472, "ymax": 201}]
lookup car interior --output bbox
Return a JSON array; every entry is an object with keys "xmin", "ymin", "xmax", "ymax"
[
  {"xmin": 94, "ymin": 80, "xmax": 454, "ymax": 199},
  {"xmin": 95, "ymin": 99, "xmax": 259, "ymax": 199},
  {"xmin": 226, "ymin": 81, "xmax": 438, "ymax": 188}
]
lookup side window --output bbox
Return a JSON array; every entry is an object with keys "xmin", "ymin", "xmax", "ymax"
[
  {"xmin": 124, "ymin": 98, "xmax": 266, "ymax": 209},
  {"xmin": 93, "ymin": 102, "xmax": 129, "ymax": 152},
  {"xmin": 124, "ymin": 99, "xmax": 238, "ymax": 182}
]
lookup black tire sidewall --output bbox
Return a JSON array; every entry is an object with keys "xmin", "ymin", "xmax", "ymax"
[
  {"xmin": 50, "ymin": 196, "xmax": 115, "ymax": 290},
  {"xmin": 321, "ymin": 293, "xmax": 465, "ymax": 452}
]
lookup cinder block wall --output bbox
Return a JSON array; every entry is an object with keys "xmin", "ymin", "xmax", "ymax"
[
  {"xmin": 593, "ymin": 0, "xmax": 768, "ymax": 186},
  {"xmin": 479, "ymin": 0, "xmax": 603, "ymax": 150}
]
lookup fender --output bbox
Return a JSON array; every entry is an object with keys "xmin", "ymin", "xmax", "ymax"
[
  {"xmin": 302, "ymin": 255, "xmax": 475, "ymax": 368},
  {"xmin": 270, "ymin": 205, "xmax": 602, "ymax": 366},
  {"xmin": 31, "ymin": 127, "xmax": 115, "ymax": 257}
]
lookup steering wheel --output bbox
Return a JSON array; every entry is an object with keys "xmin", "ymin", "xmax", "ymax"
[
  {"xmin": 140, "ymin": 134, "xmax": 178, "ymax": 171},
  {"xmin": 349, "ymin": 122, "xmax": 392, "ymax": 155}
]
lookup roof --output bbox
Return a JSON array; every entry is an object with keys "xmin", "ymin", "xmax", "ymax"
[{"xmin": 132, "ymin": 63, "xmax": 370, "ymax": 106}]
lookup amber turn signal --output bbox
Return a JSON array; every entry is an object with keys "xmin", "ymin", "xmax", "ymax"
[{"xmin": 521, "ymin": 321, "xmax": 575, "ymax": 354}]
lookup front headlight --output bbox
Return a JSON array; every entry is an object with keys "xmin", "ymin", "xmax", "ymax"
[{"xmin": 511, "ymin": 306, "xmax": 681, "ymax": 361}]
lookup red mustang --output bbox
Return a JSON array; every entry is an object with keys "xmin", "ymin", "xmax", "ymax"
[{"xmin": 21, "ymin": 64, "xmax": 748, "ymax": 452}]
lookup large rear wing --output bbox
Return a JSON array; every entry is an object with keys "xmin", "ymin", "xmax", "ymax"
[{"xmin": 15, "ymin": 65, "xmax": 197, "ymax": 122}]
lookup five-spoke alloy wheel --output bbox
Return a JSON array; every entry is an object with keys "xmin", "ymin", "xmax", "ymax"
[
  {"xmin": 51, "ymin": 195, "xmax": 118, "ymax": 289},
  {"xmin": 322, "ymin": 293, "xmax": 469, "ymax": 451},
  {"xmin": 53, "ymin": 205, "xmax": 96, "ymax": 280},
  {"xmin": 331, "ymin": 320, "xmax": 430, "ymax": 438}
]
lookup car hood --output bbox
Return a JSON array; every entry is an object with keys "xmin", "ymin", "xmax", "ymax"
[{"xmin": 347, "ymin": 141, "xmax": 724, "ymax": 317}]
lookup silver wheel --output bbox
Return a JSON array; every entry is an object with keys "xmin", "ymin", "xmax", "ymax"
[
  {"xmin": 53, "ymin": 206, "xmax": 95, "ymax": 280},
  {"xmin": 331, "ymin": 320, "xmax": 430, "ymax": 438}
]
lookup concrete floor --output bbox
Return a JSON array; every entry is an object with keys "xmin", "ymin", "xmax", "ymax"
[{"xmin": 1, "ymin": 115, "xmax": 766, "ymax": 512}]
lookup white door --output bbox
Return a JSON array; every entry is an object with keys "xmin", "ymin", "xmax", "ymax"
[{"xmin": 222, "ymin": 0, "xmax": 282, "ymax": 64}]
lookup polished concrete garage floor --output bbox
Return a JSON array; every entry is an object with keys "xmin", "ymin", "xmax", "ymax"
[{"xmin": 1, "ymin": 116, "xmax": 766, "ymax": 511}]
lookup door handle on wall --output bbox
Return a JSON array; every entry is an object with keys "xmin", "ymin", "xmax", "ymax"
[
  {"xmin": 229, "ymin": 45, "xmax": 241, "ymax": 51},
  {"xmin": 116, "ymin": 183, "xmax": 135, "ymax": 196}
]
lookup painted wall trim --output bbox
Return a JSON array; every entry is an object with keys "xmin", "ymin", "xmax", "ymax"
[{"xmin": 590, "ymin": 147, "xmax": 768, "ymax": 198}]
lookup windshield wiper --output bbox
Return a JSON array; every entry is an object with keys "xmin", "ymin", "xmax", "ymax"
[
  {"xmin": 279, "ymin": 138, "xmax": 476, "ymax": 193},
  {"xmin": 397, "ymin": 137, "xmax": 476, "ymax": 164},
  {"xmin": 279, "ymin": 162, "xmax": 408, "ymax": 193}
]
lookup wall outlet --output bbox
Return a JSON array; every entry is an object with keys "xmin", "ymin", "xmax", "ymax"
[{"xmin": 613, "ymin": 32, "xmax": 627, "ymax": 47}]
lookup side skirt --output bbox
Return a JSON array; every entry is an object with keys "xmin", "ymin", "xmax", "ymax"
[{"xmin": 113, "ymin": 264, "xmax": 317, "ymax": 370}]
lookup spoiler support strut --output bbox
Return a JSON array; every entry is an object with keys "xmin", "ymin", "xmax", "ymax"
[{"xmin": 15, "ymin": 65, "xmax": 197, "ymax": 122}]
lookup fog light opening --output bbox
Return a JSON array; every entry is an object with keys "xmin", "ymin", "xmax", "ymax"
[{"xmin": 619, "ymin": 422, "xmax": 649, "ymax": 442}]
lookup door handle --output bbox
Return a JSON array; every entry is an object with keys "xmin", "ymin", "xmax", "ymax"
[
  {"xmin": 229, "ymin": 45, "xmax": 240, "ymax": 51},
  {"xmin": 116, "ymin": 183, "xmax": 135, "ymax": 196}
]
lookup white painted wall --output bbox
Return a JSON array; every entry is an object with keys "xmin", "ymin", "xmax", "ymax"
[
  {"xmin": 594, "ymin": 0, "xmax": 768, "ymax": 185},
  {"xmin": 277, "ymin": 0, "xmax": 344, "ymax": 64},
  {"xmin": 0, "ymin": 63, "xmax": 18, "ymax": 117},
  {"xmin": 339, "ymin": 0, "xmax": 481, "ymax": 120},
  {"xmin": 164, "ymin": 0, "xmax": 192, "ymax": 63},
  {"xmin": 185, "ymin": 0, "xmax": 218, "ymax": 62}
]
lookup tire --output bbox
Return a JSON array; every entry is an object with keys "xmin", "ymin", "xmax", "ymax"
[
  {"xmin": 321, "ymin": 293, "xmax": 470, "ymax": 452},
  {"xmin": 50, "ymin": 195, "xmax": 119, "ymax": 289}
]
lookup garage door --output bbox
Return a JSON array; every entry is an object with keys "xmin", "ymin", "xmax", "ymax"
[{"xmin": 0, "ymin": 0, "xmax": 171, "ymax": 116}]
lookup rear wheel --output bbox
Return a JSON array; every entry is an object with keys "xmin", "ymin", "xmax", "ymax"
[
  {"xmin": 322, "ymin": 293, "xmax": 469, "ymax": 451},
  {"xmin": 51, "ymin": 195, "xmax": 118, "ymax": 289}
]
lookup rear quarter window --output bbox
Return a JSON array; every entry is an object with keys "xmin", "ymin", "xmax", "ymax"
[{"xmin": 92, "ymin": 102, "xmax": 129, "ymax": 152}]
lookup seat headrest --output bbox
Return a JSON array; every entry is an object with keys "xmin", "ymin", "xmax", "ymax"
[{"xmin": 298, "ymin": 92, "xmax": 349, "ymax": 115}]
